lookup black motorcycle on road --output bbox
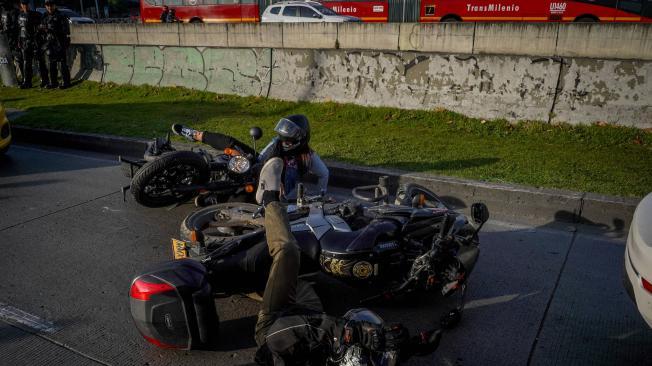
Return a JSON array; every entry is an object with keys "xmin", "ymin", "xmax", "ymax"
[
  {"xmin": 128, "ymin": 178, "xmax": 489, "ymax": 356},
  {"xmin": 119, "ymin": 128, "xmax": 263, "ymax": 208}
]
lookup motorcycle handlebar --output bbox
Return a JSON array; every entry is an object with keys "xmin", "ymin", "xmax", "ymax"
[{"xmin": 352, "ymin": 185, "xmax": 389, "ymax": 203}]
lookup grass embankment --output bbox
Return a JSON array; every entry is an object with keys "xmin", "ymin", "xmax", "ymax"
[{"xmin": 1, "ymin": 81, "xmax": 650, "ymax": 197}]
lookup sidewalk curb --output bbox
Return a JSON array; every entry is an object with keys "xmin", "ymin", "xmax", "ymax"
[{"xmin": 12, "ymin": 125, "xmax": 640, "ymax": 232}]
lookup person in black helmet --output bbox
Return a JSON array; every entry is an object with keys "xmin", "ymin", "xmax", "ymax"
[
  {"xmin": 242, "ymin": 159, "xmax": 442, "ymax": 365},
  {"xmin": 172, "ymin": 114, "xmax": 329, "ymax": 200}
]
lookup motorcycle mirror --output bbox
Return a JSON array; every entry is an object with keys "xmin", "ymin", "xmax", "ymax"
[
  {"xmin": 249, "ymin": 127, "xmax": 263, "ymax": 141},
  {"xmin": 471, "ymin": 203, "xmax": 489, "ymax": 224}
]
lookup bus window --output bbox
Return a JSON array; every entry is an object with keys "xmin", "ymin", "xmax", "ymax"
[
  {"xmin": 282, "ymin": 5, "xmax": 299, "ymax": 16},
  {"xmin": 618, "ymin": 0, "xmax": 643, "ymax": 14}
]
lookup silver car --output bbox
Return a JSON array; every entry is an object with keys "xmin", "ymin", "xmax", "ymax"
[
  {"xmin": 261, "ymin": 1, "xmax": 360, "ymax": 23},
  {"xmin": 624, "ymin": 192, "xmax": 652, "ymax": 328}
]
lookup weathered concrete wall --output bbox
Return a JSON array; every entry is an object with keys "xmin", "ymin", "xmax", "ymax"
[
  {"xmin": 67, "ymin": 22, "xmax": 652, "ymax": 128},
  {"xmin": 68, "ymin": 44, "xmax": 652, "ymax": 128},
  {"xmin": 72, "ymin": 22, "xmax": 652, "ymax": 60}
]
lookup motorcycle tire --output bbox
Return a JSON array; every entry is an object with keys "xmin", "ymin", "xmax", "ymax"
[
  {"xmin": 131, "ymin": 151, "xmax": 210, "ymax": 208},
  {"xmin": 180, "ymin": 203, "xmax": 264, "ymax": 245}
]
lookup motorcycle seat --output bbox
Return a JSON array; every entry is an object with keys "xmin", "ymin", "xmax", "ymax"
[
  {"xmin": 319, "ymin": 219, "xmax": 401, "ymax": 253},
  {"xmin": 294, "ymin": 231, "xmax": 321, "ymax": 262}
]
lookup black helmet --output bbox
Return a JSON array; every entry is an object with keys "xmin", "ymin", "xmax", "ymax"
[{"xmin": 274, "ymin": 114, "xmax": 310, "ymax": 152}]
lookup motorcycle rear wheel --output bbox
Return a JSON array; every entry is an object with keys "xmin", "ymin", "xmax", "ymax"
[
  {"xmin": 131, "ymin": 151, "xmax": 210, "ymax": 208},
  {"xmin": 180, "ymin": 203, "xmax": 264, "ymax": 245}
]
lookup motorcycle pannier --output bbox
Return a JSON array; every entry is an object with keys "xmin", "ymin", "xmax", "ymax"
[{"xmin": 129, "ymin": 259, "xmax": 218, "ymax": 350}]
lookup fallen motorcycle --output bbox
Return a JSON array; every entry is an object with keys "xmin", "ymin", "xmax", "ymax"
[
  {"xmin": 119, "ymin": 128, "xmax": 263, "ymax": 208},
  {"xmin": 128, "ymin": 178, "xmax": 489, "ymax": 351}
]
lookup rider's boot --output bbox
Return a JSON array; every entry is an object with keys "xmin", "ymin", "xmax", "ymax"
[
  {"xmin": 256, "ymin": 157, "xmax": 283, "ymax": 205},
  {"xmin": 171, "ymin": 124, "xmax": 200, "ymax": 142}
]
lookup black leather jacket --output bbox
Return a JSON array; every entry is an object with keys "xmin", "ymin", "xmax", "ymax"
[{"xmin": 41, "ymin": 9, "xmax": 69, "ymax": 49}]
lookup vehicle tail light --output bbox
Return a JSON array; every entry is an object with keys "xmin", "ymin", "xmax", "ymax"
[
  {"xmin": 130, "ymin": 278, "xmax": 174, "ymax": 300},
  {"xmin": 245, "ymin": 184, "xmax": 254, "ymax": 193},
  {"xmin": 642, "ymin": 277, "xmax": 652, "ymax": 294}
]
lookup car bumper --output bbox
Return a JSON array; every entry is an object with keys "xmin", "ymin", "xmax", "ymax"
[
  {"xmin": 0, "ymin": 120, "xmax": 11, "ymax": 150},
  {"xmin": 624, "ymin": 246, "xmax": 652, "ymax": 328}
]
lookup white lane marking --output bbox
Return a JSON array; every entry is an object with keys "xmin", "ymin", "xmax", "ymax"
[
  {"xmin": 13, "ymin": 145, "xmax": 118, "ymax": 163},
  {"xmin": 101, "ymin": 206, "xmax": 121, "ymax": 212},
  {"xmin": 0, "ymin": 303, "xmax": 60, "ymax": 333}
]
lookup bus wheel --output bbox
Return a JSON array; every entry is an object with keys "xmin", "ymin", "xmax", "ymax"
[
  {"xmin": 441, "ymin": 15, "xmax": 461, "ymax": 22},
  {"xmin": 574, "ymin": 16, "xmax": 598, "ymax": 23},
  {"xmin": 189, "ymin": 18, "xmax": 203, "ymax": 23}
]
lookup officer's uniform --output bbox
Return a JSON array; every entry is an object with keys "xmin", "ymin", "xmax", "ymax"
[
  {"xmin": 1, "ymin": 3, "xmax": 23, "ymax": 79},
  {"xmin": 41, "ymin": 5, "xmax": 70, "ymax": 88},
  {"xmin": 17, "ymin": 2, "xmax": 48, "ymax": 88}
]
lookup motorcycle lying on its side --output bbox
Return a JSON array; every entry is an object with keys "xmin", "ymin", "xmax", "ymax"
[
  {"xmin": 128, "ymin": 178, "xmax": 490, "ymax": 355},
  {"xmin": 119, "ymin": 128, "xmax": 263, "ymax": 208}
]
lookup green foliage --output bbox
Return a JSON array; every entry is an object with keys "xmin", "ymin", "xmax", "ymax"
[{"xmin": 2, "ymin": 81, "xmax": 650, "ymax": 197}]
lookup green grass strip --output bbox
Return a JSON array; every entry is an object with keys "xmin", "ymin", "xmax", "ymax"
[{"xmin": 2, "ymin": 81, "xmax": 650, "ymax": 197}]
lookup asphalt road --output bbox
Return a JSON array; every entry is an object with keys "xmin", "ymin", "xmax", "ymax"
[{"xmin": 0, "ymin": 144, "xmax": 650, "ymax": 366}]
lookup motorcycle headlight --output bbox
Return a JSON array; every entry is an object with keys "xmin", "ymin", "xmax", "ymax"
[{"xmin": 227, "ymin": 155, "xmax": 250, "ymax": 174}]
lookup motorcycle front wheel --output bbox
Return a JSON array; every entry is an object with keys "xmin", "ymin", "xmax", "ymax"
[
  {"xmin": 131, "ymin": 151, "xmax": 210, "ymax": 208},
  {"xmin": 180, "ymin": 203, "xmax": 264, "ymax": 246}
]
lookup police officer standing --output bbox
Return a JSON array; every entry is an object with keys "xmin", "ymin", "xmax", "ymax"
[
  {"xmin": 1, "ymin": 0, "xmax": 22, "ymax": 82},
  {"xmin": 17, "ymin": 0, "xmax": 48, "ymax": 88},
  {"xmin": 41, "ymin": 0, "xmax": 69, "ymax": 89}
]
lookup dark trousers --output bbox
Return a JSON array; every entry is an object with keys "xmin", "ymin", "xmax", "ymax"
[
  {"xmin": 19, "ymin": 42, "xmax": 48, "ymax": 86},
  {"xmin": 47, "ymin": 47, "xmax": 70, "ymax": 87}
]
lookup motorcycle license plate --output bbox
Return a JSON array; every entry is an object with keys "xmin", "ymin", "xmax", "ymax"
[{"xmin": 172, "ymin": 238, "xmax": 188, "ymax": 260}]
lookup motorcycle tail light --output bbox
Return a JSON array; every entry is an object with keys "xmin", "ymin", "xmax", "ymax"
[
  {"xmin": 642, "ymin": 277, "xmax": 652, "ymax": 294},
  {"xmin": 245, "ymin": 184, "xmax": 254, "ymax": 193},
  {"xmin": 141, "ymin": 333, "xmax": 184, "ymax": 349},
  {"xmin": 130, "ymin": 278, "xmax": 174, "ymax": 301}
]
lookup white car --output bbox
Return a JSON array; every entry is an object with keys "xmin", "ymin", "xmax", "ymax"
[
  {"xmin": 261, "ymin": 1, "xmax": 360, "ymax": 23},
  {"xmin": 624, "ymin": 192, "xmax": 652, "ymax": 327}
]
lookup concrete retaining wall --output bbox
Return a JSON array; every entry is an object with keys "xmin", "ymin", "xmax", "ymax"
[{"xmin": 68, "ymin": 23, "xmax": 652, "ymax": 128}]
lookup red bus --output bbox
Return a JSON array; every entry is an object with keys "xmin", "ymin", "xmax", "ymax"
[
  {"xmin": 140, "ymin": 0, "xmax": 260, "ymax": 23},
  {"xmin": 320, "ymin": 0, "xmax": 389, "ymax": 22},
  {"xmin": 420, "ymin": 0, "xmax": 652, "ymax": 23},
  {"xmin": 140, "ymin": 0, "xmax": 652, "ymax": 23}
]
